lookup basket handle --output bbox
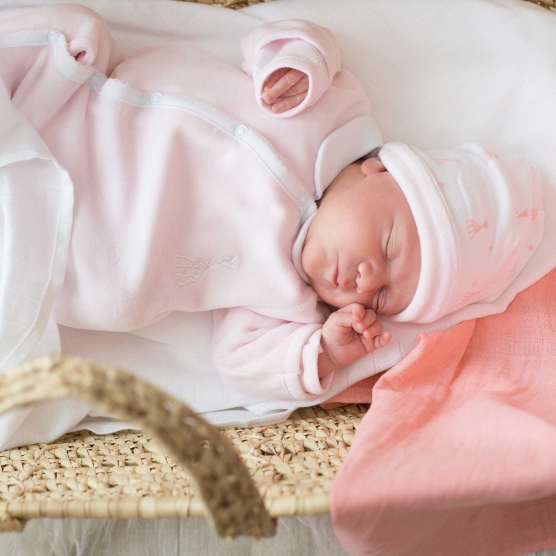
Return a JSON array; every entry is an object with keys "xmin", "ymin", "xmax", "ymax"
[{"xmin": 0, "ymin": 354, "xmax": 276, "ymax": 539}]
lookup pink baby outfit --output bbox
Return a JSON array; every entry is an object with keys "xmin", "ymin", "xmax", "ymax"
[{"xmin": 0, "ymin": 5, "xmax": 382, "ymax": 401}]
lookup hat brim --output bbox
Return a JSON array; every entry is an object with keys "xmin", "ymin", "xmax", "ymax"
[{"xmin": 378, "ymin": 143, "xmax": 459, "ymax": 323}]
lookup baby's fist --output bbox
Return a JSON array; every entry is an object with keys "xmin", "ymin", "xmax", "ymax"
[
  {"xmin": 321, "ymin": 303, "xmax": 390, "ymax": 371},
  {"xmin": 261, "ymin": 68, "xmax": 309, "ymax": 114}
]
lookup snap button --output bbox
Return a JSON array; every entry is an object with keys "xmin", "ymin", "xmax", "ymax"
[
  {"xmin": 234, "ymin": 125, "xmax": 248, "ymax": 138},
  {"xmin": 88, "ymin": 72, "xmax": 102, "ymax": 86},
  {"xmin": 297, "ymin": 192, "xmax": 312, "ymax": 206},
  {"xmin": 47, "ymin": 32, "xmax": 59, "ymax": 45},
  {"xmin": 150, "ymin": 92, "xmax": 163, "ymax": 105}
]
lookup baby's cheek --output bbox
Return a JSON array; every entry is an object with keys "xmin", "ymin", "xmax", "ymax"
[
  {"xmin": 300, "ymin": 245, "xmax": 315, "ymax": 278},
  {"xmin": 313, "ymin": 284, "xmax": 336, "ymax": 308}
]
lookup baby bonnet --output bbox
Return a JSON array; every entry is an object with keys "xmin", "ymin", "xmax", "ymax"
[{"xmin": 378, "ymin": 142, "xmax": 544, "ymax": 324}]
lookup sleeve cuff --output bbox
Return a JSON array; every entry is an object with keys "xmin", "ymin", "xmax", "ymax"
[
  {"xmin": 253, "ymin": 48, "xmax": 329, "ymax": 118},
  {"xmin": 300, "ymin": 328, "xmax": 334, "ymax": 396}
]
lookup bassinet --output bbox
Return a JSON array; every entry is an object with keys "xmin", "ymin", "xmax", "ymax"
[
  {"xmin": 0, "ymin": 355, "xmax": 365, "ymax": 538},
  {"xmin": 0, "ymin": 0, "xmax": 554, "ymax": 552}
]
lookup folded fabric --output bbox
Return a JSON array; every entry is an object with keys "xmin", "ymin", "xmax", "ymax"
[
  {"xmin": 331, "ymin": 267, "xmax": 556, "ymax": 556},
  {"xmin": 0, "ymin": 77, "xmax": 73, "ymax": 371},
  {"xmin": 0, "ymin": 75, "xmax": 76, "ymax": 450}
]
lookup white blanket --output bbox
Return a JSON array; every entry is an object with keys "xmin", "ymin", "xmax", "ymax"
[{"xmin": 1, "ymin": 0, "xmax": 556, "ymax": 450}]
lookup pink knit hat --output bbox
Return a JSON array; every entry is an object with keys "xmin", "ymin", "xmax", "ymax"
[{"xmin": 378, "ymin": 142, "xmax": 544, "ymax": 324}]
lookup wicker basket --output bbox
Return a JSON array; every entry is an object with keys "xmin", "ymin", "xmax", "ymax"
[{"xmin": 0, "ymin": 356, "xmax": 367, "ymax": 538}]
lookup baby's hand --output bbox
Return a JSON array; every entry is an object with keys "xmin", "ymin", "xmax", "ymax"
[
  {"xmin": 261, "ymin": 68, "xmax": 309, "ymax": 114},
  {"xmin": 321, "ymin": 303, "xmax": 391, "ymax": 371}
]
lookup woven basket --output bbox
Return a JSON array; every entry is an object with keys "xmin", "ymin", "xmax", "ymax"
[
  {"xmin": 180, "ymin": 0, "xmax": 556, "ymax": 8},
  {"xmin": 0, "ymin": 356, "xmax": 367, "ymax": 538}
]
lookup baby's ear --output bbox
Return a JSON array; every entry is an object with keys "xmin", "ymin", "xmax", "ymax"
[{"xmin": 361, "ymin": 158, "xmax": 387, "ymax": 176}]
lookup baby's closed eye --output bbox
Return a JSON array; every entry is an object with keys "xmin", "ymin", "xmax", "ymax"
[{"xmin": 384, "ymin": 228, "xmax": 395, "ymax": 261}]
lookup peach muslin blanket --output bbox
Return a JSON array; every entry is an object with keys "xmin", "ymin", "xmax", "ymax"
[{"xmin": 331, "ymin": 268, "xmax": 556, "ymax": 556}]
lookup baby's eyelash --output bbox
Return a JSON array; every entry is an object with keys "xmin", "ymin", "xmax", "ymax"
[{"xmin": 385, "ymin": 233, "xmax": 393, "ymax": 261}]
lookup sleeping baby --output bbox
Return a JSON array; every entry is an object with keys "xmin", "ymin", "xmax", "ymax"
[{"xmin": 0, "ymin": 5, "xmax": 544, "ymax": 401}]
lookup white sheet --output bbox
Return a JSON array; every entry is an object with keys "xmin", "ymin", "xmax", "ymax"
[{"xmin": 1, "ymin": 0, "xmax": 556, "ymax": 451}]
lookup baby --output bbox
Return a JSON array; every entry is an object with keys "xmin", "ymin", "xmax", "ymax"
[
  {"xmin": 305, "ymin": 143, "xmax": 544, "ymax": 384},
  {"xmin": 268, "ymin": 67, "xmax": 544, "ymax": 385},
  {"xmin": 260, "ymin": 68, "xmax": 403, "ymax": 381},
  {"xmin": 0, "ymin": 5, "xmax": 543, "ymax": 402}
]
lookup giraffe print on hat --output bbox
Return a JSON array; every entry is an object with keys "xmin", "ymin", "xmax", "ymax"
[
  {"xmin": 459, "ymin": 289, "xmax": 483, "ymax": 305},
  {"xmin": 466, "ymin": 219, "xmax": 489, "ymax": 239},
  {"xmin": 514, "ymin": 207, "xmax": 529, "ymax": 224}
]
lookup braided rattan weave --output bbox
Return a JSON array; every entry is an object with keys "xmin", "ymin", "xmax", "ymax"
[
  {"xmin": 180, "ymin": 0, "xmax": 556, "ymax": 9},
  {"xmin": 0, "ymin": 355, "xmax": 367, "ymax": 538}
]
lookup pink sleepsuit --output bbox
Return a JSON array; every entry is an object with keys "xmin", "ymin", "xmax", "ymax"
[{"xmin": 0, "ymin": 5, "xmax": 383, "ymax": 400}]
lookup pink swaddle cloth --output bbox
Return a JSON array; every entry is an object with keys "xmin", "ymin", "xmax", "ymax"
[
  {"xmin": 379, "ymin": 143, "xmax": 544, "ymax": 324},
  {"xmin": 331, "ymin": 268, "xmax": 556, "ymax": 556}
]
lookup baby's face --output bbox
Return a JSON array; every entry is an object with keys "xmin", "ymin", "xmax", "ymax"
[{"xmin": 301, "ymin": 158, "xmax": 421, "ymax": 315}]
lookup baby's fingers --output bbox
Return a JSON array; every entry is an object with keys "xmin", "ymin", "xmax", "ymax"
[
  {"xmin": 352, "ymin": 309, "xmax": 378, "ymax": 334},
  {"xmin": 324, "ymin": 305, "xmax": 363, "ymax": 343},
  {"xmin": 373, "ymin": 331, "xmax": 391, "ymax": 350},
  {"xmin": 262, "ymin": 68, "xmax": 289, "ymax": 99},
  {"xmin": 361, "ymin": 324, "xmax": 390, "ymax": 352},
  {"xmin": 278, "ymin": 74, "xmax": 309, "ymax": 98},
  {"xmin": 270, "ymin": 92, "xmax": 308, "ymax": 114},
  {"xmin": 360, "ymin": 320, "xmax": 383, "ymax": 340},
  {"xmin": 262, "ymin": 68, "xmax": 306, "ymax": 104}
]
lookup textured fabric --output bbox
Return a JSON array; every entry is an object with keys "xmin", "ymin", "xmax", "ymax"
[
  {"xmin": 0, "ymin": 76, "xmax": 73, "ymax": 372},
  {"xmin": 379, "ymin": 142, "xmax": 545, "ymax": 324},
  {"xmin": 331, "ymin": 268, "xmax": 556, "ymax": 556},
  {"xmin": 240, "ymin": 18, "xmax": 341, "ymax": 118}
]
